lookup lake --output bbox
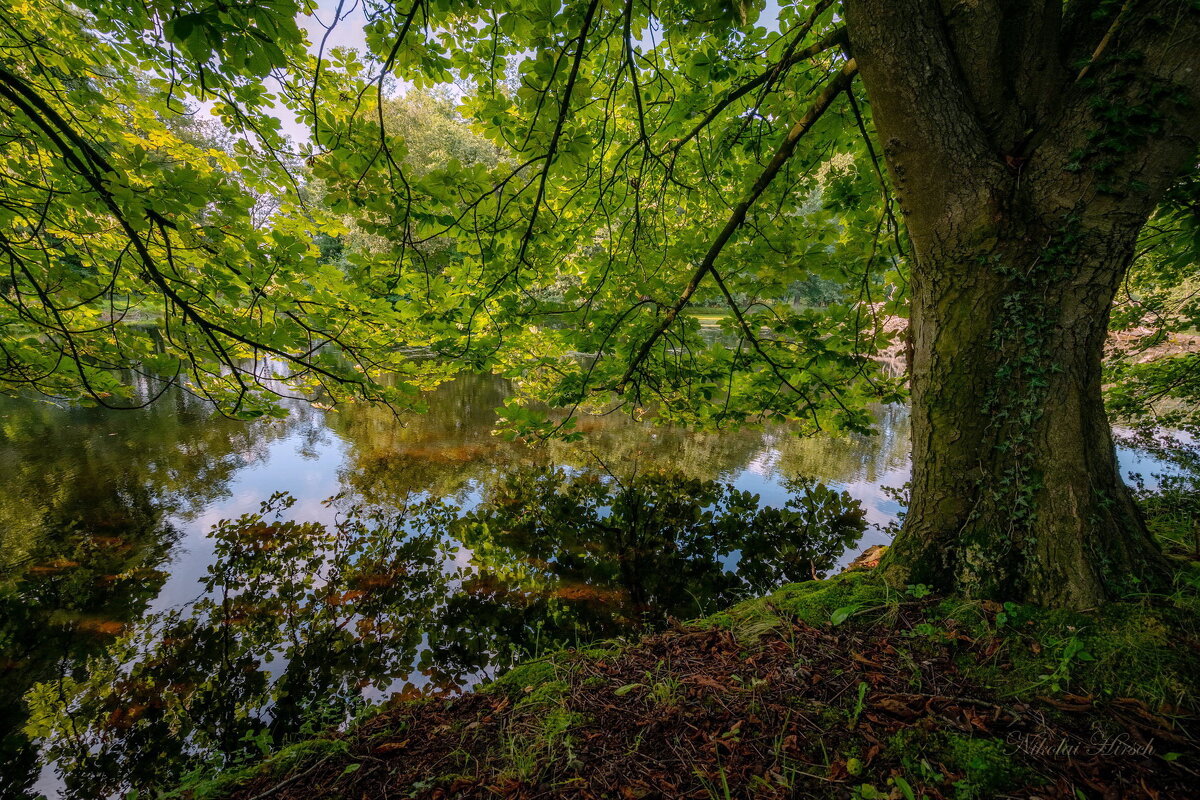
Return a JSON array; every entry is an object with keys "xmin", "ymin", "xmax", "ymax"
[{"xmin": 0, "ymin": 374, "xmax": 1175, "ymax": 799}]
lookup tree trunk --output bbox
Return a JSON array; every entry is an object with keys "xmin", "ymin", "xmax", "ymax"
[
  {"xmin": 843, "ymin": 0, "xmax": 1200, "ymax": 607},
  {"xmin": 887, "ymin": 212, "xmax": 1169, "ymax": 607}
]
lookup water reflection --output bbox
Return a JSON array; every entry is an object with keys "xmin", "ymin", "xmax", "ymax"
[
  {"xmin": 431, "ymin": 468, "xmax": 865, "ymax": 679},
  {"xmin": 2, "ymin": 372, "xmax": 1162, "ymax": 799},
  {"xmin": 0, "ymin": 393, "xmax": 318, "ymax": 798},
  {"xmin": 327, "ymin": 375, "xmax": 907, "ymax": 510},
  {"xmin": 25, "ymin": 469, "xmax": 864, "ymax": 798}
]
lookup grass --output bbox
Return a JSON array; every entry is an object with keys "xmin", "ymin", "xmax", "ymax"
[
  {"xmin": 684, "ymin": 307, "xmax": 729, "ymax": 328},
  {"xmin": 700, "ymin": 561, "xmax": 1200, "ymax": 716}
]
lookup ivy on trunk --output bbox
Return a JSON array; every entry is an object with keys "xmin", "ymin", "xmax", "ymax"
[{"xmin": 846, "ymin": 0, "xmax": 1199, "ymax": 606}]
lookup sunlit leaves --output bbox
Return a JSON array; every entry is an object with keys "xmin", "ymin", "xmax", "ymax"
[
  {"xmin": 2, "ymin": 0, "xmax": 912, "ymax": 429},
  {"xmin": 293, "ymin": 0, "xmax": 905, "ymax": 434},
  {"xmin": 0, "ymin": 0, "xmax": 438, "ymax": 416}
]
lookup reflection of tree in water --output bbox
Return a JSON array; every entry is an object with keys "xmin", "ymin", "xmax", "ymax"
[
  {"xmin": 770, "ymin": 404, "xmax": 911, "ymax": 486},
  {"xmin": 0, "ymin": 483, "xmax": 174, "ymax": 800},
  {"xmin": 0, "ymin": 391, "xmax": 303, "ymax": 799},
  {"xmin": 429, "ymin": 468, "xmax": 866, "ymax": 681},
  {"xmin": 0, "ymin": 391, "xmax": 308, "ymax": 570},
  {"xmin": 330, "ymin": 373, "xmax": 811, "ymax": 508},
  {"xmin": 27, "ymin": 467, "xmax": 863, "ymax": 798},
  {"xmin": 25, "ymin": 493, "xmax": 462, "ymax": 799},
  {"xmin": 327, "ymin": 373, "xmax": 519, "ymax": 505}
]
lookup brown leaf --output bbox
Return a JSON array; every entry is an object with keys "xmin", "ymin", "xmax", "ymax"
[
  {"xmin": 872, "ymin": 697, "xmax": 919, "ymax": 719},
  {"xmin": 1038, "ymin": 696, "xmax": 1092, "ymax": 712},
  {"xmin": 851, "ymin": 651, "xmax": 884, "ymax": 669},
  {"xmin": 686, "ymin": 674, "xmax": 732, "ymax": 693}
]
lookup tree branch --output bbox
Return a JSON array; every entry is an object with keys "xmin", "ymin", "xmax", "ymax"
[
  {"xmin": 667, "ymin": 25, "xmax": 847, "ymax": 156},
  {"xmin": 617, "ymin": 58, "xmax": 858, "ymax": 390}
]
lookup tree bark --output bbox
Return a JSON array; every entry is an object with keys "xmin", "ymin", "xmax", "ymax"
[
  {"xmin": 843, "ymin": 0, "xmax": 1200, "ymax": 607},
  {"xmin": 892, "ymin": 212, "xmax": 1170, "ymax": 606}
]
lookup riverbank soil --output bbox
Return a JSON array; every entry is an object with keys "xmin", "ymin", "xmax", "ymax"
[{"xmin": 201, "ymin": 563, "xmax": 1200, "ymax": 800}]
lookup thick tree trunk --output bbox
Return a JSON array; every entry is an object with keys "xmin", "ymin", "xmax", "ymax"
[
  {"xmin": 887, "ymin": 214, "xmax": 1169, "ymax": 607},
  {"xmin": 842, "ymin": 0, "xmax": 1200, "ymax": 607}
]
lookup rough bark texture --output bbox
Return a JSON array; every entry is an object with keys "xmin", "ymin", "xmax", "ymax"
[{"xmin": 843, "ymin": 0, "xmax": 1200, "ymax": 607}]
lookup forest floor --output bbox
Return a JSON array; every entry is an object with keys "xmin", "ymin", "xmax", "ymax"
[{"xmin": 192, "ymin": 553, "xmax": 1200, "ymax": 800}]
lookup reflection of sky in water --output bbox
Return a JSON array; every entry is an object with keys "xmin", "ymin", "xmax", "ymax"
[
  {"xmin": 6, "ymin": 377, "xmax": 1187, "ymax": 800},
  {"xmin": 147, "ymin": 391, "xmax": 1181, "ymax": 616},
  {"xmin": 151, "ymin": 428, "xmax": 350, "ymax": 612}
]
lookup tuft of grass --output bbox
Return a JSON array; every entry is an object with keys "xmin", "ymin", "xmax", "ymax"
[
  {"xmin": 486, "ymin": 651, "xmax": 595, "ymax": 783},
  {"xmin": 887, "ymin": 729, "xmax": 1042, "ymax": 800},
  {"xmin": 165, "ymin": 737, "xmax": 349, "ymax": 800},
  {"xmin": 944, "ymin": 570, "xmax": 1200, "ymax": 713}
]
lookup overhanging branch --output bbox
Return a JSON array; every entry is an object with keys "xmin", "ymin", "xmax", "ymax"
[{"xmin": 617, "ymin": 58, "xmax": 859, "ymax": 390}]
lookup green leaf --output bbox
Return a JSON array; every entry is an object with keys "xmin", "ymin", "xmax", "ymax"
[
  {"xmin": 830, "ymin": 605, "xmax": 860, "ymax": 626},
  {"xmin": 892, "ymin": 775, "xmax": 916, "ymax": 800}
]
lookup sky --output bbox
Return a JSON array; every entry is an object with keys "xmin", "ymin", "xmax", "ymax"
[{"xmin": 270, "ymin": 0, "xmax": 785, "ymax": 142}]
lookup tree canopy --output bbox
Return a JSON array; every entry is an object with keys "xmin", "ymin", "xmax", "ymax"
[
  {"xmin": 4, "ymin": 0, "xmax": 1200, "ymax": 606},
  {"xmin": 1, "ymin": 0, "xmax": 909, "ymax": 430}
]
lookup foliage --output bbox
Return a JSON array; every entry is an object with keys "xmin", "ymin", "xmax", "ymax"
[
  {"xmin": 0, "ymin": 0, "xmax": 910, "ymax": 431},
  {"xmin": 0, "ymin": 0, "xmax": 432, "ymax": 417},
  {"xmin": 432, "ymin": 467, "xmax": 865, "ymax": 674},
  {"xmin": 4, "ymin": 0, "xmax": 1195, "ymax": 441},
  {"xmin": 301, "ymin": 0, "xmax": 905, "ymax": 433},
  {"xmin": 1106, "ymin": 172, "xmax": 1200, "ymax": 430},
  {"xmin": 1125, "ymin": 429, "xmax": 1200, "ymax": 559}
]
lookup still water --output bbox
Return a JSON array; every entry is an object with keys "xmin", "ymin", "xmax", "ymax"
[{"xmin": 0, "ymin": 374, "xmax": 1174, "ymax": 799}]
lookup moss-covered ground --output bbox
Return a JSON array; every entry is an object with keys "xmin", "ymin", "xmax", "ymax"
[{"xmin": 173, "ymin": 553, "xmax": 1200, "ymax": 800}]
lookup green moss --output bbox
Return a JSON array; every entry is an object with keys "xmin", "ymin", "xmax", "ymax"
[
  {"xmin": 541, "ymin": 707, "xmax": 585, "ymax": 740},
  {"xmin": 575, "ymin": 642, "xmax": 624, "ymax": 660},
  {"xmin": 948, "ymin": 587, "xmax": 1200, "ymax": 713},
  {"xmin": 484, "ymin": 658, "xmax": 561, "ymax": 697},
  {"xmin": 166, "ymin": 737, "xmax": 349, "ymax": 799},
  {"xmin": 945, "ymin": 734, "xmax": 1040, "ymax": 799},
  {"xmin": 483, "ymin": 642, "xmax": 622, "ymax": 701},
  {"xmin": 167, "ymin": 768, "xmax": 260, "ymax": 800},
  {"xmin": 519, "ymin": 679, "xmax": 570, "ymax": 709},
  {"xmin": 888, "ymin": 729, "xmax": 1039, "ymax": 800},
  {"xmin": 704, "ymin": 572, "xmax": 894, "ymax": 639},
  {"xmin": 267, "ymin": 737, "xmax": 350, "ymax": 771}
]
